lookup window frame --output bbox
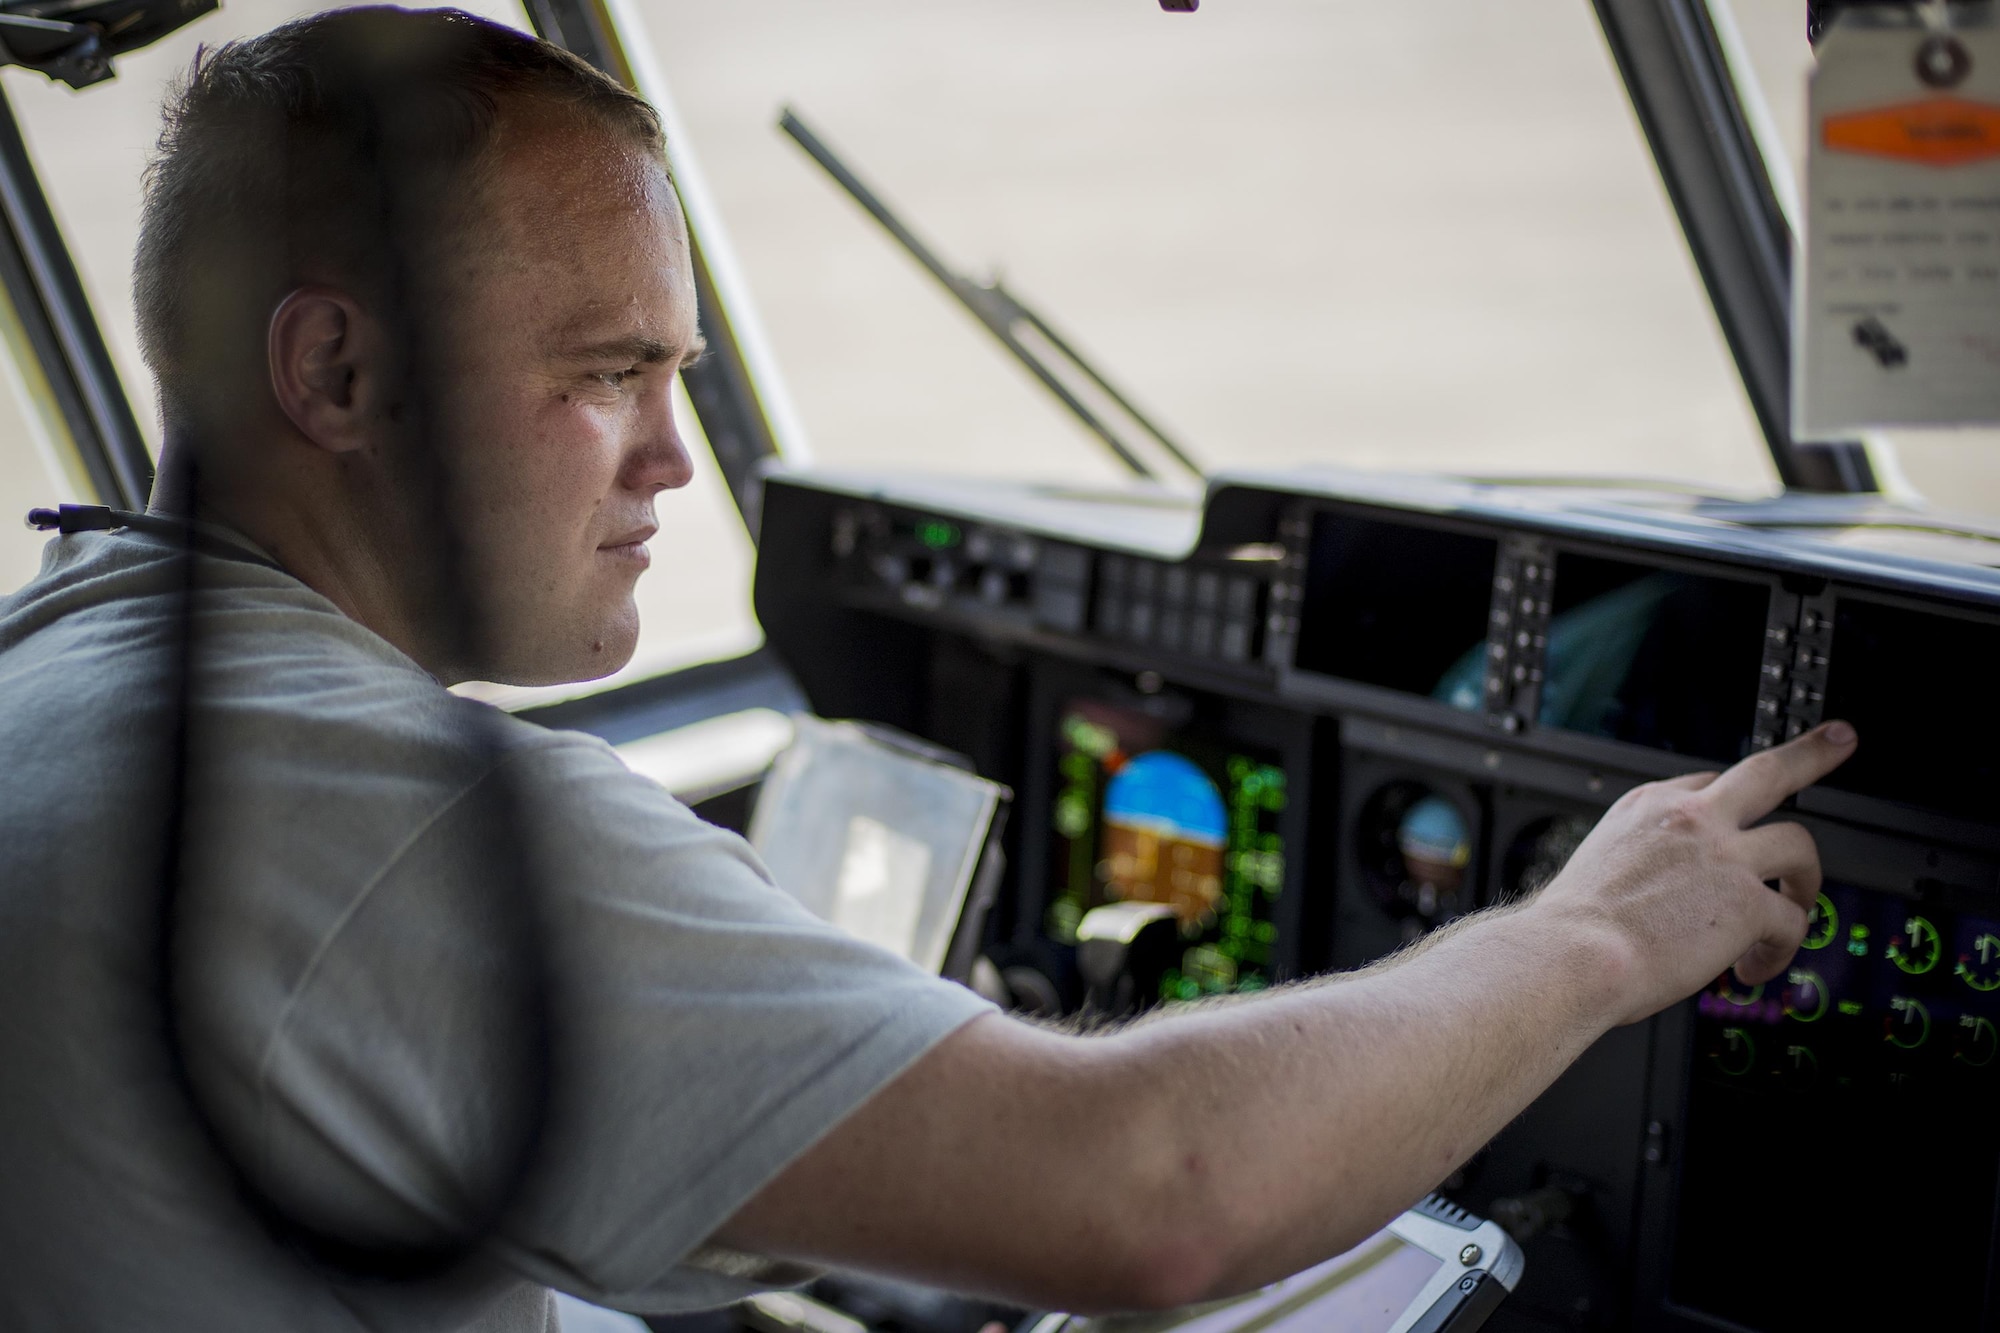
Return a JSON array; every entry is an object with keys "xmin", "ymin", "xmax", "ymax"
[
  {"xmin": 0, "ymin": 91, "xmax": 151, "ymax": 510},
  {"xmin": 1591, "ymin": 0, "xmax": 1876, "ymax": 491}
]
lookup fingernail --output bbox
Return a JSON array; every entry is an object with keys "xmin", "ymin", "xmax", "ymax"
[{"xmin": 1823, "ymin": 720, "xmax": 1856, "ymax": 746}]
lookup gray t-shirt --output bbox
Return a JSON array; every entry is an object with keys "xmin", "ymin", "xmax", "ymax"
[{"xmin": 0, "ymin": 529, "xmax": 992, "ymax": 1331}]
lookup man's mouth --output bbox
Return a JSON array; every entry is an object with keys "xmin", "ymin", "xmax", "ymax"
[{"xmin": 600, "ymin": 524, "xmax": 657, "ymax": 566}]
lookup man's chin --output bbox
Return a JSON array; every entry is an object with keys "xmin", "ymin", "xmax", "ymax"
[
  {"xmin": 478, "ymin": 615, "xmax": 640, "ymax": 688},
  {"xmin": 539, "ymin": 638, "xmax": 638, "ymax": 687}
]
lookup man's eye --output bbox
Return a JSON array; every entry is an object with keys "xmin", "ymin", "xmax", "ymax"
[{"xmin": 593, "ymin": 368, "xmax": 637, "ymax": 390}]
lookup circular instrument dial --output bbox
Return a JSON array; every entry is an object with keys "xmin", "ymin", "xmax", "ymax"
[
  {"xmin": 1886, "ymin": 996, "xmax": 1932, "ymax": 1051},
  {"xmin": 1888, "ymin": 915, "xmax": 1942, "ymax": 976},
  {"xmin": 1782, "ymin": 968, "xmax": 1828, "ymax": 1023},
  {"xmin": 1956, "ymin": 932, "xmax": 2000, "ymax": 993},
  {"xmin": 1711, "ymin": 1026, "xmax": 1756, "ymax": 1077},
  {"xmin": 1782, "ymin": 1043, "xmax": 1820, "ymax": 1086},
  {"xmin": 1955, "ymin": 1016, "xmax": 1998, "ymax": 1069},
  {"xmin": 1715, "ymin": 976, "xmax": 1764, "ymax": 1008},
  {"xmin": 1802, "ymin": 894, "xmax": 1838, "ymax": 951}
]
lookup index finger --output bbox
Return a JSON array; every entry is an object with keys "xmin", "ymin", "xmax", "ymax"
[{"xmin": 1702, "ymin": 721, "xmax": 1858, "ymax": 826}]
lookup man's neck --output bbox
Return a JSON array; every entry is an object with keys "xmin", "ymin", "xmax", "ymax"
[{"xmin": 150, "ymin": 438, "xmax": 466, "ymax": 681}]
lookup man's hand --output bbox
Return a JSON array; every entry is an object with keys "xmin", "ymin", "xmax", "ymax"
[{"xmin": 1528, "ymin": 720, "xmax": 1857, "ymax": 1027}]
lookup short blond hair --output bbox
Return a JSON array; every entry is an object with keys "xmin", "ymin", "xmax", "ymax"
[{"xmin": 134, "ymin": 5, "xmax": 665, "ymax": 432}]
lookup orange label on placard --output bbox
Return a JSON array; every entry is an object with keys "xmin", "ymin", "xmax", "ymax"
[{"xmin": 1823, "ymin": 97, "xmax": 2000, "ymax": 167}]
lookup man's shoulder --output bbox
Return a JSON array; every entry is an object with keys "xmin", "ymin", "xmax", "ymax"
[
  {"xmin": 483, "ymin": 723, "xmax": 749, "ymax": 877},
  {"xmin": 1, "ymin": 528, "xmax": 419, "ymax": 693}
]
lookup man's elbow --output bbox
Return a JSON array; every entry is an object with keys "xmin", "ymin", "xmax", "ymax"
[
  {"xmin": 1065, "ymin": 1149, "xmax": 1247, "ymax": 1312},
  {"xmin": 1110, "ymin": 1228, "xmax": 1236, "ymax": 1313},
  {"xmin": 1043, "ymin": 1234, "xmax": 1223, "ymax": 1316}
]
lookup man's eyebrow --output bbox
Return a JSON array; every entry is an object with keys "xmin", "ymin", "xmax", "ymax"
[{"xmin": 556, "ymin": 332, "xmax": 707, "ymax": 367}]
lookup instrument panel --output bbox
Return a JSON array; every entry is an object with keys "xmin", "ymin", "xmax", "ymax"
[
  {"xmin": 755, "ymin": 468, "xmax": 2000, "ymax": 1332},
  {"xmin": 1681, "ymin": 881, "xmax": 2000, "ymax": 1329}
]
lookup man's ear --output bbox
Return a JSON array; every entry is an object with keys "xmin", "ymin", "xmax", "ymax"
[{"xmin": 267, "ymin": 287, "xmax": 389, "ymax": 454}]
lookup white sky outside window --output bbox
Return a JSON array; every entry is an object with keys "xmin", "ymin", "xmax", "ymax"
[
  {"xmin": 0, "ymin": 0, "xmax": 759, "ymax": 704},
  {"xmin": 639, "ymin": 0, "xmax": 1778, "ymax": 494}
]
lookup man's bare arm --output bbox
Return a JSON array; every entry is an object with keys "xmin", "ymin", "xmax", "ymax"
[{"xmin": 713, "ymin": 724, "xmax": 1856, "ymax": 1314}]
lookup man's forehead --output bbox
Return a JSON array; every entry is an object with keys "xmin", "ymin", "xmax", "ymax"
[
  {"xmin": 458, "ymin": 109, "xmax": 698, "ymax": 349},
  {"xmin": 476, "ymin": 116, "xmax": 683, "ymax": 261}
]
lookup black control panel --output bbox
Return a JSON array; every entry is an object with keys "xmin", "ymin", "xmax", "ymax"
[
  {"xmin": 1679, "ymin": 882, "xmax": 2000, "ymax": 1329},
  {"xmin": 756, "ymin": 468, "xmax": 2000, "ymax": 1333},
  {"xmin": 1091, "ymin": 550, "xmax": 1268, "ymax": 667},
  {"xmin": 832, "ymin": 501, "xmax": 1278, "ymax": 674}
]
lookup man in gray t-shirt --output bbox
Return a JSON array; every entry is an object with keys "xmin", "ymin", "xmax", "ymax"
[
  {"xmin": 0, "ymin": 9, "xmax": 1855, "ymax": 1331},
  {"xmin": 0, "ymin": 520, "xmax": 989, "ymax": 1330}
]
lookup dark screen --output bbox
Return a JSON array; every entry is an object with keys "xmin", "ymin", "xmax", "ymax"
[
  {"xmin": 1539, "ymin": 554, "xmax": 1769, "ymax": 762},
  {"xmin": 1046, "ymin": 699, "xmax": 1287, "ymax": 1000},
  {"xmin": 1293, "ymin": 513, "xmax": 1496, "ymax": 703},
  {"xmin": 1674, "ymin": 882, "xmax": 2000, "ymax": 1328},
  {"xmin": 1821, "ymin": 599, "xmax": 2000, "ymax": 821}
]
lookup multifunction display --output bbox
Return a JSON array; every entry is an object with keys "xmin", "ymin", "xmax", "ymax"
[
  {"xmin": 1676, "ymin": 882, "xmax": 2000, "ymax": 1328},
  {"xmin": 1045, "ymin": 698, "xmax": 1287, "ymax": 1000},
  {"xmin": 1293, "ymin": 512, "xmax": 1497, "ymax": 706},
  {"xmin": 1538, "ymin": 553, "xmax": 1770, "ymax": 762},
  {"xmin": 1821, "ymin": 597, "xmax": 2000, "ymax": 822}
]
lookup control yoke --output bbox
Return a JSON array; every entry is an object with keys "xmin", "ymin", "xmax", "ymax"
[{"xmin": 1076, "ymin": 901, "xmax": 1182, "ymax": 1022}]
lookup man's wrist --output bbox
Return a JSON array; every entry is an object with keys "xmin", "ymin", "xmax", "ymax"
[{"xmin": 1489, "ymin": 897, "xmax": 1640, "ymax": 1036}]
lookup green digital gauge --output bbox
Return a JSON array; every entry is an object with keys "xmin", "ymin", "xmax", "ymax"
[
  {"xmin": 1802, "ymin": 894, "xmax": 1838, "ymax": 951},
  {"xmin": 1957, "ymin": 933, "xmax": 2000, "ymax": 993},
  {"xmin": 1887, "ymin": 996, "xmax": 1931, "ymax": 1051},
  {"xmin": 1888, "ymin": 915, "xmax": 1942, "ymax": 976},
  {"xmin": 1783, "ymin": 968, "xmax": 1828, "ymax": 1023},
  {"xmin": 1955, "ymin": 1016, "xmax": 1998, "ymax": 1069},
  {"xmin": 1712, "ymin": 1027, "xmax": 1756, "ymax": 1077}
]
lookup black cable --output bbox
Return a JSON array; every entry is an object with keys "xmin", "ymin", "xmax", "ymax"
[{"xmin": 139, "ymin": 37, "xmax": 555, "ymax": 1285}]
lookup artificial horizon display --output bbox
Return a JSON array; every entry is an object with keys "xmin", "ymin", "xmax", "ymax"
[{"xmin": 1045, "ymin": 698, "xmax": 1287, "ymax": 1001}]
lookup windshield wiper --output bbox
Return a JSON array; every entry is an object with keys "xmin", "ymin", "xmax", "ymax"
[{"xmin": 778, "ymin": 107, "xmax": 1203, "ymax": 485}]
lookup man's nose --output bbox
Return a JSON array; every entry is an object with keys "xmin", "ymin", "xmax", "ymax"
[{"xmin": 626, "ymin": 388, "xmax": 695, "ymax": 492}]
